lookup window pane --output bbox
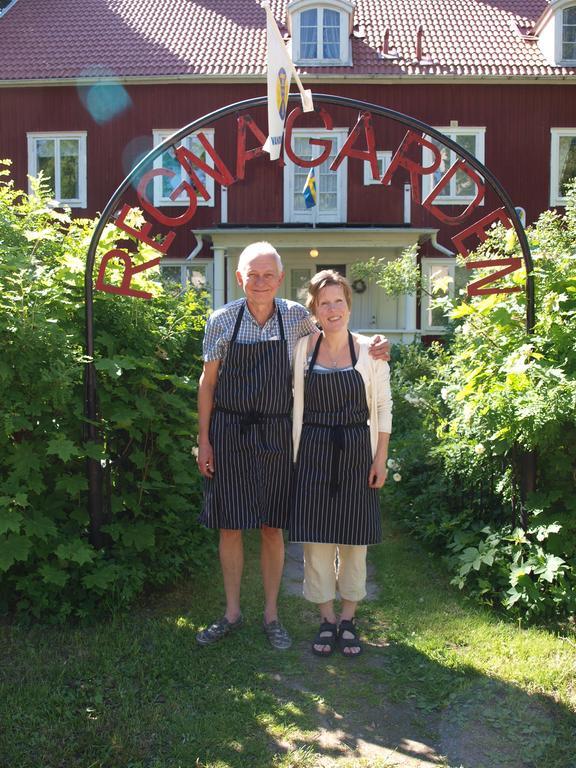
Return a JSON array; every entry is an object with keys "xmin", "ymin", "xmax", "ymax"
[
  {"xmin": 431, "ymin": 139, "xmax": 451, "ymax": 197},
  {"xmin": 59, "ymin": 139, "xmax": 79, "ymax": 199},
  {"xmin": 291, "ymin": 268, "xmax": 311, "ymax": 302},
  {"xmin": 563, "ymin": 8, "xmax": 576, "ymax": 58},
  {"xmin": 160, "ymin": 147, "xmax": 182, "ymax": 199},
  {"xmin": 323, "ymin": 9, "xmax": 340, "ymax": 59},
  {"xmin": 293, "ymin": 137, "xmax": 313, "ymax": 211},
  {"xmin": 454, "ymin": 134, "xmax": 477, "ymax": 197},
  {"xmin": 318, "ymin": 144, "xmax": 338, "ymax": 211},
  {"xmin": 35, "ymin": 139, "xmax": 56, "ymax": 190},
  {"xmin": 300, "ymin": 9, "xmax": 317, "ymax": 58},
  {"xmin": 559, "ymin": 135, "xmax": 576, "ymax": 195}
]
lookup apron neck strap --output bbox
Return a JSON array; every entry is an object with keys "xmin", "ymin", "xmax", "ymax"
[
  {"xmin": 232, "ymin": 300, "xmax": 285, "ymax": 343},
  {"xmin": 309, "ymin": 330, "xmax": 356, "ymax": 372},
  {"xmin": 231, "ymin": 302, "xmax": 245, "ymax": 343}
]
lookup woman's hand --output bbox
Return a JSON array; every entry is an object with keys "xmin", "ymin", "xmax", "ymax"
[
  {"xmin": 368, "ymin": 456, "xmax": 388, "ymax": 488},
  {"xmin": 198, "ymin": 441, "xmax": 215, "ymax": 478},
  {"xmin": 368, "ymin": 335, "xmax": 390, "ymax": 361}
]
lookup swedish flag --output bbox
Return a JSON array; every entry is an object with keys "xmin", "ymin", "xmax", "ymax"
[{"xmin": 302, "ymin": 167, "xmax": 317, "ymax": 209}]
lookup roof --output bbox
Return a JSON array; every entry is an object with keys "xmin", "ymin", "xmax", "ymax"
[{"xmin": 0, "ymin": 0, "xmax": 573, "ymax": 82}]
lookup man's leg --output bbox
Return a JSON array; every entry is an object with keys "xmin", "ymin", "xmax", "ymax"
[
  {"xmin": 220, "ymin": 528, "xmax": 244, "ymax": 622},
  {"xmin": 260, "ymin": 525, "xmax": 284, "ymax": 624}
]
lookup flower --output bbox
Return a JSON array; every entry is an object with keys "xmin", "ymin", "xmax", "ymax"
[
  {"xmin": 393, "ymin": 473, "xmax": 402, "ymax": 482},
  {"xmin": 387, "ymin": 458, "xmax": 399, "ymax": 470},
  {"xmin": 474, "ymin": 443, "xmax": 486, "ymax": 455}
]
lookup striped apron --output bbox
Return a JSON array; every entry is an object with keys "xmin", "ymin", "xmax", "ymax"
[
  {"xmin": 200, "ymin": 301, "xmax": 293, "ymax": 530},
  {"xmin": 290, "ymin": 332, "xmax": 382, "ymax": 546}
]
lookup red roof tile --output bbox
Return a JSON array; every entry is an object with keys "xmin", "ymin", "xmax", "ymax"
[{"xmin": 0, "ymin": 0, "xmax": 573, "ymax": 81}]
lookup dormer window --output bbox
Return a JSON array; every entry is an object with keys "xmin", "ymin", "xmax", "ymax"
[
  {"xmin": 562, "ymin": 6, "xmax": 576, "ymax": 60},
  {"xmin": 288, "ymin": 0, "xmax": 353, "ymax": 66}
]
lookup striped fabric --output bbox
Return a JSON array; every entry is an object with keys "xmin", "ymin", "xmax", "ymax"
[
  {"xmin": 200, "ymin": 302, "xmax": 293, "ymax": 530},
  {"xmin": 290, "ymin": 337, "xmax": 382, "ymax": 546}
]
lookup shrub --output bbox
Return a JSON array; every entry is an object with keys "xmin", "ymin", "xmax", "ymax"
[{"xmin": 0, "ymin": 161, "xmax": 215, "ymax": 621}]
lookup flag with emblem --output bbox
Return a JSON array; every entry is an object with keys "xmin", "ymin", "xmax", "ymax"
[
  {"xmin": 262, "ymin": 1, "xmax": 313, "ymax": 161},
  {"xmin": 303, "ymin": 167, "xmax": 317, "ymax": 209}
]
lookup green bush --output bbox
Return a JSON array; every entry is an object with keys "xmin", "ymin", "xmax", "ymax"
[
  {"xmin": 382, "ymin": 183, "xmax": 576, "ymax": 627},
  {"xmin": 0, "ymin": 160, "xmax": 215, "ymax": 621}
]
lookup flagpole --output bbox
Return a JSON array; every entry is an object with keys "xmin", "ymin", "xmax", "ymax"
[{"xmin": 262, "ymin": 1, "xmax": 313, "ymax": 112}]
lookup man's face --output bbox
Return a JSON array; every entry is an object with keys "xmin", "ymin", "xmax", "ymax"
[{"xmin": 236, "ymin": 254, "xmax": 284, "ymax": 307}]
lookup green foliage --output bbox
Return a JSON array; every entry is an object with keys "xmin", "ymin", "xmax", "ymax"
[
  {"xmin": 0, "ymin": 160, "xmax": 215, "ymax": 621},
  {"xmin": 382, "ymin": 184, "xmax": 576, "ymax": 627}
]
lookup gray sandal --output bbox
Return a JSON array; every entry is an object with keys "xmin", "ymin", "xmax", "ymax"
[
  {"xmin": 263, "ymin": 619, "xmax": 292, "ymax": 650},
  {"xmin": 196, "ymin": 614, "xmax": 243, "ymax": 646}
]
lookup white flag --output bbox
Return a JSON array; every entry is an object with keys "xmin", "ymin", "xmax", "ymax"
[{"xmin": 262, "ymin": 2, "xmax": 313, "ymax": 161}]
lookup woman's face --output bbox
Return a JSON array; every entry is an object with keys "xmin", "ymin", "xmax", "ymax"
[{"xmin": 314, "ymin": 283, "xmax": 351, "ymax": 333}]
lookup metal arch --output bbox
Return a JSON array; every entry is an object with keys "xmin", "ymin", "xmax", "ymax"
[{"xmin": 84, "ymin": 93, "xmax": 536, "ymax": 544}]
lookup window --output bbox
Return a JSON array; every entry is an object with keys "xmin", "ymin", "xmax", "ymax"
[
  {"xmin": 420, "ymin": 258, "xmax": 456, "ymax": 333},
  {"xmin": 27, "ymin": 132, "xmax": 87, "ymax": 207},
  {"xmin": 363, "ymin": 151, "xmax": 392, "ymax": 185},
  {"xmin": 160, "ymin": 259, "xmax": 213, "ymax": 295},
  {"xmin": 562, "ymin": 6, "xmax": 576, "ymax": 61},
  {"xmin": 152, "ymin": 129, "xmax": 215, "ymax": 208},
  {"xmin": 290, "ymin": 1, "xmax": 352, "ymax": 65},
  {"xmin": 283, "ymin": 129, "xmax": 348, "ymax": 223},
  {"xmin": 421, "ymin": 128, "xmax": 485, "ymax": 205},
  {"xmin": 550, "ymin": 128, "xmax": 576, "ymax": 204},
  {"xmin": 290, "ymin": 267, "xmax": 312, "ymax": 302}
]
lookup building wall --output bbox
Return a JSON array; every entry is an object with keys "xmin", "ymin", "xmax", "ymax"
[{"xmin": 1, "ymin": 80, "xmax": 575, "ymax": 251}]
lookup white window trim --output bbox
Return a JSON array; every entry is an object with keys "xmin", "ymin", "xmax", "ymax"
[
  {"xmin": 152, "ymin": 129, "xmax": 215, "ymax": 208},
  {"xmin": 550, "ymin": 127, "xmax": 576, "ymax": 205},
  {"xmin": 160, "ymin": 258, "xmax": 214, "ymax": 293},
  {"xmin": 555, "ymin": 4, "xmax": 576, "ymax": 65},
  {"xmin": 283, "ymin": 128, "xmax": 348, "ymax": 223},
  {"xmin": 27, "ymin": 131, "xmax": 87, "ymax": 208},
  {"xmin": 420, "ymin": 258, "xmax": 455, "ymax": 334},
  {"xmin": 291, "ymin": 1, "xmax": 352, "ymax": 66},
  {"xmin": 363, "ymin": 151, "xmax": 392, "ymax": 185},
  {"xmin": 421, "ymin": 127, "xmax": 486, "ymax": 206}
]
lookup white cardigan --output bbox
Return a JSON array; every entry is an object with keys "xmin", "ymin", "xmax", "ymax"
[{"xmin": 292, "ymin": 334, "xmax": 392, "ymax": 461}]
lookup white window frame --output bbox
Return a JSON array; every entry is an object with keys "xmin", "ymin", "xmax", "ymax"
[
  {"xmin": 152, "ymin": 129, "xmax": 215, "ymax": 208},
  {"xmin": 291, "ymin": 1, "xmax": 352, "ymax": 66},
  {"xmin": 550, "ymin": 128, "xmax": 576, "ymax": 205},
  {"xmin": 363, "ymin": 151, "xmax": 392, "ymax": 185},
  {"xmin": 159, "ymin": 258, "xmax": 214, "ymax": 294},
  {"xmin": 555, "ymin": 4, "xmax": 576, "ymax": 64},
  {"xmin": 421, "ymin": 127, "xmax": 486, "ymax": 206},
  {"xmin": 27, "ymin": 132, "xmax": 87, "ymax": 208},
  {"xmin": 420, "ymin": 258, "xmax": 456, "ymax": 334},
  {"xmin": 283, "ymin": 128, "xmax": 348, "ymax": 223}
]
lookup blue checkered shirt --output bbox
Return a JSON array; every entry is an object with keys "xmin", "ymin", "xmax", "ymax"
[{"xmin": 203, "ymin": 298, "xmax": 317, "ymax": 364}]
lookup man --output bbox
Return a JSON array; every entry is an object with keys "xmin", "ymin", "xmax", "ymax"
[{"xmin": 196, "ymin": 241, "xmax": 388, "ymax": 649}]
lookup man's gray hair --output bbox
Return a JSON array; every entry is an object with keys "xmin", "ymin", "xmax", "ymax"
[{"xmin": 237, "ymin": 241, "xmax": 283, "ymax": 275}]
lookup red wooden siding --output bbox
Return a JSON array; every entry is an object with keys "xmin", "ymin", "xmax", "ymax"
[{"xmin": 1, "ymin": 81, "xmax": 575, "ymax": 255}]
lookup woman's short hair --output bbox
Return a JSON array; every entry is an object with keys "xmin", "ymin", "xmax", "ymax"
[
  {"xmin": 306, "ymin": 269, "xmax": 353, "ymax": 312},
  {"xmin": 237, "ymin": 241, "xmax": 283, "ymax": 275}
]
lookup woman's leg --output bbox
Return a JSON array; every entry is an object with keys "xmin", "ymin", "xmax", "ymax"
[
  {"xmin": 336, "ymin": 545, "xmax": 367, "ymax": 655},
  {"xmin": 303, "ymin": 543, "xmax": 338, "ymax": 654}
]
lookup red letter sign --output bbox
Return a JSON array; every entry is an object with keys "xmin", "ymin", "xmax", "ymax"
[
  {"xmin": 422, "ymin": 159, "xmax": 485, "ymax": 225},
  {"xmin": 284, "ymin": 106, "xmax": 334, "ymax": 168},
  {"xmin": 95, "ymin": 249, "xmax": 161, "ymax": 299},
  {"xmin": 330, "ymin": 112, "xmax": 379, "ymax": 180},
  {"xmin": 381, "ymin": 131, "xmax": 441, "ymax": 203}
]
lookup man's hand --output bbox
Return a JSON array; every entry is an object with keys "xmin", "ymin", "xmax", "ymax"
[
  {"xmin": 369, "ymin": 334, "xmax": 391, "ymax": 361},
  {"xmin": 198, "ymin": 442, "xmax": 215, "ymax": 478}
]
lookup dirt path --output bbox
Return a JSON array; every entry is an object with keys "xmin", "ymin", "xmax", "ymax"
[{"xmin": 278, "ymin": 544, "xmax": 559, "ymax": 768}]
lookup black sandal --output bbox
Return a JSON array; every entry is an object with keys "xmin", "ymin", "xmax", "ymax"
[
  {"xmin": 312, "ymin": 620, "xmax": 338, "ymax": 657},
  {"xmin": 338, "ymin": 619, "xmax": 363, "ymax": 657}
]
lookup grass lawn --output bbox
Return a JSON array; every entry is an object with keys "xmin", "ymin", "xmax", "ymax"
[{"xmin": 1, "ymin": 516, "xmax": 575, "ymax": 768}]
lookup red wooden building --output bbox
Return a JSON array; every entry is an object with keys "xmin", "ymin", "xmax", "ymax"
[{"xmin": 1, "ymin": 0, "xmax": 575, "ymax": 340}]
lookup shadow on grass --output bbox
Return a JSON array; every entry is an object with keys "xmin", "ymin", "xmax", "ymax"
[{"xmin": 1, "ymin": 528, "xmax": 575, "ymax": 768}]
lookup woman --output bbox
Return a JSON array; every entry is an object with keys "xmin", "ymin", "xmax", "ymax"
[{"xmin": 291, "ymin": 270, "xmax": 392, "ymax": 657}]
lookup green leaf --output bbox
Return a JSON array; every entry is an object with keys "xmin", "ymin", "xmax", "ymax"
[
  {"xmin": 25, "ymin": 514, "xmax": 58, "ymax": 540},
  {"xmin": 0, "ymin": 534, "xmax": 32, "ymax": 571},
  {"xmin": 39, "ymin": 564, "xmax": 70, "ymax": 586},
  {"xmin": 535, "ymin": 555, "xmax": 566, "ymax": 583},
  {"xmin": 121, "ymin": 523, "xmax": 156, "ymax": 552},
  {"xmin": 82, "ymin": 564, "xmax": 120, "ymax": 590},
  {"xmin": 0, "ymin": 508, "xmax": 24, "ymax": 535},
  {"xmin": 46, "ymin": 436, "xmax": 79, "ymax": 462},
  {"xmin": 55, "ymin": 540, "xmax": 95, "ymax": 566}
]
